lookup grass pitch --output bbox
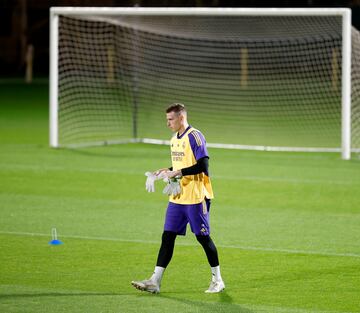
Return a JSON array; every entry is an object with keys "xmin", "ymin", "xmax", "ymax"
[{"xmin": 0, "ymin": 80, "xmax": 360, "ymax": 313}]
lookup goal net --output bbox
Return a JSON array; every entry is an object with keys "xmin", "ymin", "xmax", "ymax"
[{"xmin": 50, "ymin": 8, "xmax": 360, "ymax": 158}]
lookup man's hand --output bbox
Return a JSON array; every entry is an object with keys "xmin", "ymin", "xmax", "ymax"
[
  {"xmin": 164, "ymin": 170, "xmax": 182, "ymax": 179},
  {"xmin": 154, "ymin": 168, "xmax": 170, "ymax": 176}
]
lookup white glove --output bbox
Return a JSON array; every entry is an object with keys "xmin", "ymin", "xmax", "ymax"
[
  {"xmin": 145, "ymin": 171, "xmax": 166, "ymax": 193},
  {"xmin": 162, "ymin": 176, "xmax": 181, "ymax": 196}
]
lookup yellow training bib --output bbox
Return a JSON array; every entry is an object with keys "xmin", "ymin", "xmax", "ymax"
[{"xmin": 169, "ymin": 126, "xmax": 214, "ymax": 204}]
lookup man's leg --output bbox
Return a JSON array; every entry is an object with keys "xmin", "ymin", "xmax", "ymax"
[
  {"xmin": 132, "ymin": 202, "xmax": 186, "ymax": 294},
  {"xmin": 151, "ymin": 230, "xmax": 177, "ymax": 284},
  {"xmin": 156, "ymin": 231, "xmax": 177, "ymax": 268},
  {"xmin": 131, "ymin": 231, "xmax": 177, "ymax": 293},
  {"xmin": 196, "ymin": 235, "xmax": 225, "ymax": 293},
  {"xmin": 196, "ymin": 235, "xmax": 219, "ymax": 268},
  {"xmin": 187, "ymin": 200, "xmax": 225, "ymax": 293}
]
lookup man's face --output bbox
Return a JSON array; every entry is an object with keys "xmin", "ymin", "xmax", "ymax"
[{"xmin": 166, "ymin": 111, "xmax": 182, "ymax": 132}]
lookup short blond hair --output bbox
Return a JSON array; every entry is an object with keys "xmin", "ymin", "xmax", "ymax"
[{"xmin": 166, "ymin": 103, "xmax": 186, "ymax": 115}]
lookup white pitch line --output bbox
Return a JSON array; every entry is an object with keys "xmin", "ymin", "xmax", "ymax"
[
  {"xmin": 213, "ymin": 174, "xmax": 360, "ymax": 185},
  {"xmin": 1, "ymin": 230, "xmax": 360, "ymax": 259},
  {"xmin": 1, "ymin": 163, "xmax": 359, "ymax": 185}
]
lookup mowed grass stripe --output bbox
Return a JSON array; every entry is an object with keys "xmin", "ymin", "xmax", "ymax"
[
  {"xmin": 0, "ymin": 234, "xmax": 359, "ymax": 313},
  {"xmin": 1, "ymin": 161, "xmax": 360, "ymax": 185},
  {"xmin": 0, "ymin": 286, "xmax": 355, "ymax": 313},
  {"xmin": 1, "ymin": 231, "xmax": 360, "ymax": 259},
  {"xmin": 1, "ymin": 191, "xmax": 359, "ymax": 257}
]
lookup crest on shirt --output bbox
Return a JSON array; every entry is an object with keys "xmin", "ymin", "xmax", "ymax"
[{"xmin": 182, "ymin": 142, "xmax": 186, "ymax": 149}]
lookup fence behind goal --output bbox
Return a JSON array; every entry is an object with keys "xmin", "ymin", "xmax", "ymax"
[{"xmin": 50, "ymin": 8, "xmax": 360, "ymax": 158}]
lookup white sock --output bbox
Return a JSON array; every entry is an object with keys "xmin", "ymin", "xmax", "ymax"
[
  {"xmin": 150, "ymin": 266, "xmax": 165, "ymax": 284},
  {"xmin": 211, "ymin": 265, "xmax": 222, "ymax": 282}
]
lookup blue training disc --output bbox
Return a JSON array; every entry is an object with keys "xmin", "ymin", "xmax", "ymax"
[{"xmin": 49, "ymin": 239, "xmax": 63, "ymax": 245}]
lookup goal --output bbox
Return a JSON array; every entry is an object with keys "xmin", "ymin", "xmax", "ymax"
[{"xmin": 50, "ymin": 7, "xmax": 360, "ymax": 159}]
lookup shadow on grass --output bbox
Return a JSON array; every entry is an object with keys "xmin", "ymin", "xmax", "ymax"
[
  {"xmin": 0, "ymin": 290, "xmax": 253, "ymax": 312},
  {"xmin": 158, "ymin": 291, "xmax": 253, "ymax": 313},
  {"xmin": 0, "ymin": 292, "xmax": 131, "ymax": 299}
]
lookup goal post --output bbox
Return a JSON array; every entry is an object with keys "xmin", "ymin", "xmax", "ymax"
[
  {"xmin": 50, "ymin": 7, "xmax": 355, "ymax": 159},
  {"xmin": 341, "ymin": 8, "xmax": 352, "ymax": 160},
  {"xmin": 49, "ymin": 10, "xmax": 59, "ymax": 148}
]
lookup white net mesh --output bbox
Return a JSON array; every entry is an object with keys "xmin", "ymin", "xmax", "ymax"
[
  {"xmin": 352, "ymin": 28, "xmax": 360, "ymax": 150},
  {"xmin": 56, "ymin": 13, "xmax": 359, "ymax": 151}
]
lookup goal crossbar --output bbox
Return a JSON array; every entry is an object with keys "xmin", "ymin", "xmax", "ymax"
[{"xmin": 51, "ymin": 7, "xmax": 350, "ymax": 16}]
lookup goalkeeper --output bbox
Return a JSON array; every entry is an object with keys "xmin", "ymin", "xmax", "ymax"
[{"xmin": 131, "ymin": 103, "xmax": 225, "ymax": 294}]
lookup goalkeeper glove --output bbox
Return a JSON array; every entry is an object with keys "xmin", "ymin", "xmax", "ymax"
[
  {"xmin": 145, "ymin": 171, "xmax": 166, "ymax": 193},
  {"xmin": 163, "ymin": 176, "xmax": 181, "ymax": 196}
]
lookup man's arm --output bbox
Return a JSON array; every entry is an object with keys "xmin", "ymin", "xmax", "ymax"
[
  {"xmin": 154, "ymin": 167, "xmax": 172, "ymax": 175},
  {"xmin": 181, "ymin": 157, "xmax": 208, "ymax": 176},
  {"xmin": 166, "ymin": 157, "xmax": 209, "ymax": 178}
]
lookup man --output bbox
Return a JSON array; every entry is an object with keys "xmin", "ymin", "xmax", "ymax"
[{"xmin": 131, "ymin": 103, "xmax": 225, "ymax": 294}]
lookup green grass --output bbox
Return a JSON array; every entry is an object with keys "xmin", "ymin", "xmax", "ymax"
[{"xmin": 1, "ymin": 80, "xmax": 360, "ymax": 313}]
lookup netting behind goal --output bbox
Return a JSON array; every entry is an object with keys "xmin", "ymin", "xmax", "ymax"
[
  {"xmin": 352, "ymin": 29, "xmax": 360, "ymax": 150},
  {"xmin": 54, "ymin": 10, "xmax": 360, "ymax": 151}
]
